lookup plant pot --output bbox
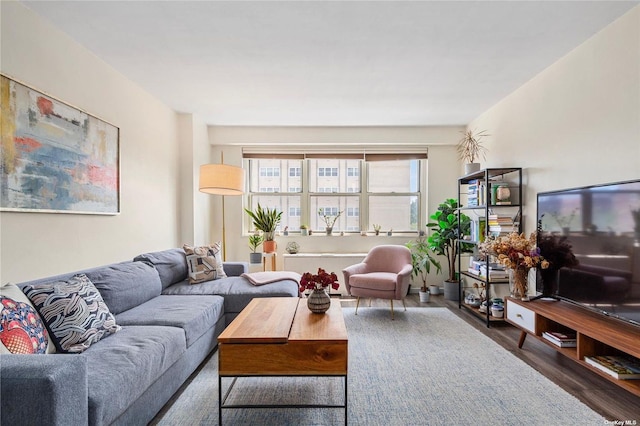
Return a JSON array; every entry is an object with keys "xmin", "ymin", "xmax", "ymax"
[
  {"xmin": 249, "ymin": 252, "xmax": 262, "ymax": 264},
  {"xmin": 428, "ymin": 285, "xmax": 440, "ymax": 295},
  {"xmin": 307, "ymin": 288, "xmax": 331, "ymax": 313},
  {"xmin": 464, "ymin": 163, "xmax": 480, "ymax": 174},
  {"xmin": 419, "ymin": 290, "xmax": 430, "ymax": 303},
  {"xmin": 444, "ymin": 280, "xmax": 460, "ymax": 301},
  {"xmin": 263, "ymin": 240, "xmax": 277, "ymax": 253},
  {"xmin": 300, "ymin": 229, "xmax": 308, "ymax": 236},
  {"xmin": 325, "ymin": 227, "xmax": 333, "ymax": 236}
]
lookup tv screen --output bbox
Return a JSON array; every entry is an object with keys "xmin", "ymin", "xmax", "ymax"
[{"xmin": 536, "ymin": 179, "xmax": 640, "ymax": 327}]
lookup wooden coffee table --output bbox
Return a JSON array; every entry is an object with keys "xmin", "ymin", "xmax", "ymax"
[{"xmin": 217, "ymin": 297, "xmax": 348, "ymax": 424}]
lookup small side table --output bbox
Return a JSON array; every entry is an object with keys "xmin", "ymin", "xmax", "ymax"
[{"xmin": 263, "ymin": 253, "xmax": 277, "ymax": 271}]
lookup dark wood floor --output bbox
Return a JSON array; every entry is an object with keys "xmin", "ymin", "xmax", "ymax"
[{"xmin": 341, "ymin": 293, "xmax": 640, "ymax": 421}]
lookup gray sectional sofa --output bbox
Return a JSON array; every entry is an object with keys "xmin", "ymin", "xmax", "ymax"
[{"xmin": 0, "ymin": 248, "xmax": 299, "ymax": 426}]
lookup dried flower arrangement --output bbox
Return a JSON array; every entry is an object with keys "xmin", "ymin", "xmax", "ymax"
[{"xmin": 480, "ymin": 232, "xmax": 548, "ymax": 271}]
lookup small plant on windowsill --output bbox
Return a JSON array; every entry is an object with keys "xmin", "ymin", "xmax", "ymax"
[{"xmin": 318, "ymin": 209, "xmax": 343, "ymax": 235}]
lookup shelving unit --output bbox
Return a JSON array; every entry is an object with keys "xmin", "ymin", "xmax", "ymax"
[
  {"xmin": 457, "ymin": 168, "xmax": 522, "ymax": 326},
  {"xmin": 507, "ymin": 297, "xmax": 640, "ymax": 398}
]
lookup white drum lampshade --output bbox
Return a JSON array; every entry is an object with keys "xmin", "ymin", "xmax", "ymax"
[{"xmin": 199, "ymin": 164, "xmax": 244, "ymax": 195}]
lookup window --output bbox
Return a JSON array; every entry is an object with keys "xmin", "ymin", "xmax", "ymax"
[
  {"xmin": 289, "ymin": 167, "xmax": 301, "ymax": 177},
  {"xmin": 318, "ymin": 167, "xmax": 338, "ymax": 177},
  {"xmin": 289, "ymin": 207, "xmax": 301, "ymax": 216},
  {"xmin": 318, "ymin": 187, "xmax": 339, "ymax": 193},
  {"xmin": 245, "ymin": 155, "xmax": 423, "ymax": 233},
  {"xmin": 259, "ymin": 167, "xmax": 280, "ymax": 177}
]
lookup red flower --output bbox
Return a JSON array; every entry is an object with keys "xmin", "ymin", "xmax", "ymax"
[{"xmin": 299, "ymin": 268, "xmax": 340, "ymax": 293}]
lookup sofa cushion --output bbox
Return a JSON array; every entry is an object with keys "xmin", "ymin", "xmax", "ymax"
[
  {"xmin": 23, "ymin": 274, "xmax": 121, "ymax": 353},
  {"xmin": 85, "ymin": 261, "xmax": 162, "ymax": 315},
  {"xmin": 183, "ymin": 243, "xmax": 227, "ymax": 284},
  {"xmin": 162, "ymin": 276, "xmax": 299, "ymax": 315},
  {"xmin": 133, "ymin": 248, "xmax": 188, "ymax": 289},
  {"xmin": 115, "ymin": 295, "xmax": 224, "ymax": 347},
  {"xmin": 0, "ymin": 283, "xmax": 54, "ymax": 354},
  {"xmin": 83, "ymin": 325, "xmax": 187, "ymax": 426}
]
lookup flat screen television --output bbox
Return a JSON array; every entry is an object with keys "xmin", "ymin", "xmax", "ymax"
[{"xmin": 536, "ymin": 179, "xmax": 640, "ymax": 327}]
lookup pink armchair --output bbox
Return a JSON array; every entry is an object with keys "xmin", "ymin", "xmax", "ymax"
[{"xmin": 342, "ymin": 245, "xmax": 413, "ymax": 319}]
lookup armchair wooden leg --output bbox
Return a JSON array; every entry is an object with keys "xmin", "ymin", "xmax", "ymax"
[
  {"xmin": 355, "ymin": 297, "xmax": 361, "ymax": 315},
  {"xmin": 390, "ymin": 299, "xmax": 394, "ymax": 320}
]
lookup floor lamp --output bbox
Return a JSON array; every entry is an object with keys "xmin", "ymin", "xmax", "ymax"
[{"xmin": 199, "ymin": 158, "xmax": 245, "ymax": 261}]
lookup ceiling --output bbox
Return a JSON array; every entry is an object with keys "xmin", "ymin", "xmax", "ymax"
[{"xmin": 21, "ymin": 1, "xmax": 639, "ymax": 127}]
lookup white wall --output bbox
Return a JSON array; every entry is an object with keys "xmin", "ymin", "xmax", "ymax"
[
  {"xmin": 0, "ymin": 2, "xmax": 181, "ymax": 282},
  {"xmin": 178, "ymin": 113, "xmax": 213, "ymax": 246},
  {"xmin": 469, "ymin": 5, "xmax": 640, "ymax": 234},
  {"xmin": 208, "ymin": 125, "xmax": 463, "ymax": 286}
]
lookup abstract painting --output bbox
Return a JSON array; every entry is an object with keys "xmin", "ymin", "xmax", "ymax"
[{"xmin": 1, "ymin": 75, "xmax": 119, "ymax": 214}]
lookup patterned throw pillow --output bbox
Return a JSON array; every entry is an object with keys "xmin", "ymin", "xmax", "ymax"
[
  {"xmin": 23, "ymin": 274, "xmax": 121, "ymax": 353},
  {"xmin": 0, "ymin": 283, "xmax": 53, "ymax": 354},
  {"xmin": 183, "ymin": 243, "xmax": 227, "ymax": 284}
]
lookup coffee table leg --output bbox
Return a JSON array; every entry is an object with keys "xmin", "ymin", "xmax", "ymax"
[
  {"xmin": 218, "ymin": 375, "xmax": 222, "ymax": 425},
  {"xmin": 344, "ymin": 375, "xmax": 348, "ymax": 425}
]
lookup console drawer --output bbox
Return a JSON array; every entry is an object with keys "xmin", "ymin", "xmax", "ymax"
[{"xmin": 506, "ymin": 300, "xmax": 536, "ymax": 333}]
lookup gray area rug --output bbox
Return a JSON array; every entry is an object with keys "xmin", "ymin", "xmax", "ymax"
[{"xmin": 155, "ymin": 307, "xmax": 604, "ymax": 425}]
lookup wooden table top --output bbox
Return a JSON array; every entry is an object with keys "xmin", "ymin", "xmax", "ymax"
[{"xmin": 218, "ymin": 297, "xmax": 348, "ymax": 345}]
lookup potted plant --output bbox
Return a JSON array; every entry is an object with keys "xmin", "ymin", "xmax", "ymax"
[
  {"xmin": 457, "ymin": 129, "xmax": 489, "ymax": 174},
  {"xmin": 406, "ymin": 236, "xmax": 442, "ymax": 303},
  {"xmin": 373, "ymin": 224, "xmax": 381, "ymax": 236},
  {"xmin": 248, "ymin": 234, "xmax": 263, "ymax": 264},
  {"xmin": 318, "ymin": 209, "xmax": 343, "ymax": 235},
  {"xmin": 426, "ymin": 198, "xmax": 473, "ymax": 300},
  {"xmin": 244, "ymin": 203, "xmax": 283, "ymax": 253},
  {"xmin": 300, "ymin": 224, "xmax": 309, "ymax": 236}
]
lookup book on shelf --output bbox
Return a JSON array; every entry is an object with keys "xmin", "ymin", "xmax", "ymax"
[
  {"xmin": 584, "ymin": 355, "xmax": 640, "ymax": 380},
  {"xmin": 542, "ymin": 331, "xmax": 577, "ymax": 347}
]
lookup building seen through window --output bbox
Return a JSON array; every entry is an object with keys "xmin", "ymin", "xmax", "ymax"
[{"xmin": 246, "ymin": 157, "xmax": 421, "ymax": 233}]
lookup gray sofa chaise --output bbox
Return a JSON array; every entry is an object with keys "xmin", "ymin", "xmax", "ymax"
[{"xmin": 0, "ymin": 248, "xmax": 299, "ymax": 426}]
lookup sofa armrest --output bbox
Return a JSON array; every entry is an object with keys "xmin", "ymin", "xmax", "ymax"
[
  {"xmin": 1, "ymin": 354, "xmax": 88, "ymax": 426},
  {"xmin": 224, "ymin": 262, "xmax": 249, "ymax": 277}
]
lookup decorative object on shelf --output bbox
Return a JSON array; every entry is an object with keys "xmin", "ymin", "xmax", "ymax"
[
  {"xmin": 387, "ymin": 229, "xmax": 393, "ymax": 236},
  {"xmin": 283, "ymin": 226, "xmax": 289, "ymax": 236},
  {"xmin": 427, "ymin": 199, "xmax": 473, "ymax": 300},
  {"xmin": 373, "ymin": 224, "xmax": 381, "ymax": 235},
  {"xmin": 248, "ymin": 234, "xmax": 263, "ymax": 264},
  {"xmin": 457, "ymin": 129, "xmax": 489, "ymax": 174},
  {"xmin": 406, "ymin": 235, "xmax": 442, "ymax": 303},
  {"xmin": 491, "ymin": 183, "xmax": 511, "ymax": 205},
  {"xmin": 244, "ymin": 203, "xmax": 282, "ymax": 253},
  {"xmin": 490, "ymin": 304, "xmax": 504, "ymax": 318},
  {"xmin": 286, "ymin": 241, "xmax": 300, "ymax": 254},
  {"xmin": 300, "ymin": 225, "xmax": 309, "ymax": 236},
  {"xmin": 318, "ymin": 208, "xmax": 343, "ymax": 236},
  {"xmin": 299, "ymin": 268, "xmax": 340, "ymax": 314},
  {"xmin": 480, "ymin": 232, "xmax": 549, "ymax": 301}
]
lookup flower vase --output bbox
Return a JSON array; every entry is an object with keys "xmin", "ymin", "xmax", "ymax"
[
  {"xmin": 325, "ymin": 227, "xmax": 333, "ymax": 236},
  {"xmin": 510, "ymin": 268, "xmax": 529, "ymax": 301},
  {"xmin": 307, "ymin": 288, "xmax": 331, "ymax": 313}
]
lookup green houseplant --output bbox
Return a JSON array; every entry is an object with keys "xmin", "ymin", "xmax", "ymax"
[
  {"xmin": 244, "ymin": 203, "xmax": 283, "ymax": 253},
  {"xmin": 248, "ymin": 234, "xmax": 263, "ymax": 264},
  {"xmin": 406, "ymin": 236, "xmax": 442, "ymax": 302},
  {"xmin": 427, "ymin": 198, "xmax": 473, "ymax": 300}
]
